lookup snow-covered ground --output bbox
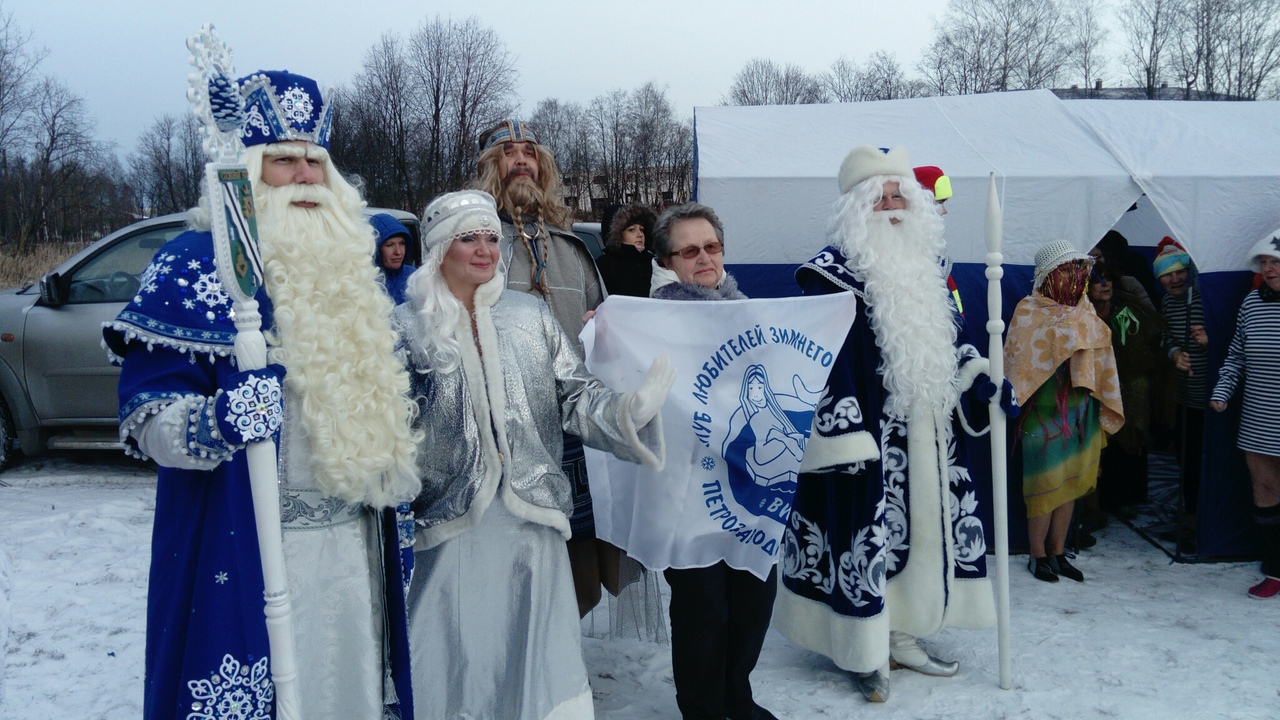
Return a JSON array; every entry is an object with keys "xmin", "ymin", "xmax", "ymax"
[{"xmin": 1, "ymin": 453, "xmax": 1276, "ymax": 719}]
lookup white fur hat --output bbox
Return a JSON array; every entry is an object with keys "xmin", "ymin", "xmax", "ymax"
[
  {"xmin": 421, "ymin": 190, "xmax": 500, "ymax": 251},
  {"xmin": 838, "ymin": 145, "xmax": 912, "ymax": 195},
  {"xmin": 1247, "ymin": 227, "xmax": 1280, "ymax": 272}
]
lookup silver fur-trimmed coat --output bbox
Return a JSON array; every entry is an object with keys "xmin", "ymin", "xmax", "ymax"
[{"xmin": 392, "ymin": 273, "xmax": 664, "ymax": 550}]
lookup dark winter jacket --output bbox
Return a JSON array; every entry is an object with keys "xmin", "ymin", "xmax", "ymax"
[
  {"xmin": 371, "ymin": 213, "xmax": 416, "ymax": 305},
  {"xmin": 595, "ymin": 244, "xmax": 655, "ymax": 297}
]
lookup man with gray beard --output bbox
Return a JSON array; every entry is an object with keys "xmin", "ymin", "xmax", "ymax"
[
  {"xmin": 105, "ymin": 70, "xmax": 418, "ymax": 720},
  {"xmin": 773, "ymin": 146, "xmax": 996, "ymax": 705}
]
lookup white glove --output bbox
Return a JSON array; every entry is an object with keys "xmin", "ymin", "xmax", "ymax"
[{"xmin": 630, "ymin": 354, "xmax": 676, "ymax": 427}]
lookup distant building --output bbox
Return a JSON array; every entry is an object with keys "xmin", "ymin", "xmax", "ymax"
[{"xmin": 1053, "ymin": 80, "xmax": 1250, "ymax": 101}]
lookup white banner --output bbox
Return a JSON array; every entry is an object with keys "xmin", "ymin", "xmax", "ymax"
[{"xmin": 581, "ymin": 292, "xmax": 857, "ymax": 579}]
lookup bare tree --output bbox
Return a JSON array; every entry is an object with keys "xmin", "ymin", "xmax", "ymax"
[
  {"xmin": 1120, "ymin": 0, "xmax": 1181, "ymax": 96},
  {"xmin": 0, "ymin": 5, "xmax": 45, "ymax": 161},
  {"xmin": 588, "ymin": 89, "xmax": 631, "ymax": 203},
  {"xmin": 129, "ymin": 113, "xmax": 202, "ymax": 215},
  {"xmin": 725, "ymin": 58, "xmax": 827, "ymax": 105},
  {"xmin": 530, "ymin": 97, "xmax": 594, "ymax": 211},
  {"xmin": 1218, "ymin": 0, "xmax": 1280, "ymax": 99},
  {"xmin": 825, "ymin": 56, "xmax": 861, "ymax": 102},
  {"xmin": 7, "ymin": 78, "xmax": 105, "ymax": 248},
  {"xmin": 1063, "ymin": 0, "xmax": 1112, "ymax": 91},
  {"xmin": 921, "ymin": 0, "xmax": 1069, "ymax": 94},
  {"xmin": 329, "ymin": 15, "xmax": 518, "ymax": 209},
  {"xmin": 446, "ymin": 17, "xmax": 518, "ymax": 188},
  {"xmin": 858, "ymin": 51, "xmax": 931, "ymax": 100}
]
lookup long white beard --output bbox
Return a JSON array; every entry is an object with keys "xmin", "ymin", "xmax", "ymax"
[
  {"xmin": 255, "ymin": 182, "xmax": 420, "ymax": 507},
  {"xmin": 846, "ymin": 210, "xmax": 960, "ymax": 420}
]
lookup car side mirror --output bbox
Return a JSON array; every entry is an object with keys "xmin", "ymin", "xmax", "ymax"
[{"xmin": 39, "ymin": 272, "xmax": 65, "ymax": 307}]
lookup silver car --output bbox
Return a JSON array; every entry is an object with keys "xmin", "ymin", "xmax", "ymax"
[{"xmin": 0, "ymin": 208, "xmax": 420, "ymax": 468}]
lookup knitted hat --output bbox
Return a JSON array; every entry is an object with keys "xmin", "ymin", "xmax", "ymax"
[
  {"xmin": 838, "ymin": 145, "xmax": 912, "ymax": 195},
  {"xmin": 479, "ymin": 118, "xmax": 539, "ymax": 153},
  {"xmin": 913, "ymin": 165, "xmax": 953, "ymax": 201},
  {"xmin": 1247, "ymin": 227, "xmax": 1280, "ymax": 272},
  {"xmin": 1033, "ymin": 240, "xmax": 1091, "ymax": 292},
  {"xmin": 421, "ymin": 190, "xmax": 500, "ymax": 251},
  {"xmin": 236, "ymin": 70, "xmax": 332, "ymax": 149},
  {"xmin": 1152, "ymin": 236, "xmax": 1191, "ymax": 278}
]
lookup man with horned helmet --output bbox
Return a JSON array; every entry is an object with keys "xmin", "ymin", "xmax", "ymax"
[
  {"xmin": 104, "ymin": 70, "xmax": 417, "ymax": 720},
  {"xmin": 773, "ymin": 145, "xmax": 999, "ymax": 704},
  {"xmin": 471, "ymin": 118, "xmax": 616, "ymax": 616}
]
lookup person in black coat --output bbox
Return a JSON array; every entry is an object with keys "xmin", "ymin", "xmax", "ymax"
[{"xmin": 595, "ymin": 203, "xmax": 657, "ymax": 297}]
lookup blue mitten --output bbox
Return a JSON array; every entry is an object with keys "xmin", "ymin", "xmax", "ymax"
[
  {"xmin": 215, "ymin": 365, "xmax": 286, "ymax": 444},
  {"xmin": 976, "ymin": 376, "xmax": 1020, "ymax": 419}
]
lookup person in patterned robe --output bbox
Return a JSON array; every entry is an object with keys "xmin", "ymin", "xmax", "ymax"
[
  {"xmin": 773, "ymin": 145, "xmax": 998, "ymax": 704},
  {"xmin": 103, "ymin": 70, "xmax": 418, "ymax": 720}
]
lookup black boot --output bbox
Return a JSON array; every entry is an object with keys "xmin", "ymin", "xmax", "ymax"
[
  {"xmin": 1028, "ymin": 556, "xmax": 1058, "ymax": 583},
  {"xmin": 1256, "ymin": 504, "xmax": 1280, "ymax": 579},
  {"xmin": 1050, "ymin": 554, "xmax": 1084, "ymax": 582}
]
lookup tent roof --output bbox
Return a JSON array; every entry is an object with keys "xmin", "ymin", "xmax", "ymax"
[
  {"xmin": 1066, "ymin": 99, "xmax": 1280, "ymax": 272},
  {"xmin": 694, "ymin": 91, "xmax": 1280, "ymax": 272}
]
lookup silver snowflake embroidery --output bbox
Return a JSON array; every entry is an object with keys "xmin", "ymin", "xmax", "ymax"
[
  {"xmin": 222, "ymin": 373, "xmax": 284, "ymax": 442},
  {"xmin": 193, "ymin": 272, "xmax": 230, "ymax": 308},
  {"xmin": 279, "ymin": 86, "xmax": 314, "ymax": 125},
  {"xmin": 215, "ymin": 572, "xmax": 228, "ymax": 585},
  {"xmin": 188, "ymin": 259, "xmax": 202, "ymax": 270},
  {"xmin": 701, "ymin": 456, "xmax": 716, "ymax": 471},
  {"xmin": 138, "ymin": 262, "xmax": 172, "ymax": 295},
  {"xmin": 187, "ymin": 654, "xmax": 273, "ymax": 720},
  {"xmin": 183, "ymin": 299, "xmax": 196, "ymax": 309}
]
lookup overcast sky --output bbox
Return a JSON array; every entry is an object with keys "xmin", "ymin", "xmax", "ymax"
[{"xmin": 10, "ymin": 0, "xmax": 960, "ymax": 157}]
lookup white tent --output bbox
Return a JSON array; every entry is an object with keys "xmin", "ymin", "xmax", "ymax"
[{"xmin": 694, "ymin": 90, "xmax": 1280, "ymax": 272}]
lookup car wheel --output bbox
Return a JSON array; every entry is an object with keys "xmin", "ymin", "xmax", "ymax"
[{"xmin": 0, "ymin": 396, "xmax": 15, "ymax": 471}]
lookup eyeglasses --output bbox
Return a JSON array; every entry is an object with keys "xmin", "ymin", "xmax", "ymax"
[{"xmin": 669, "ymin": 241, "xmax": 724, "ymax": 260}]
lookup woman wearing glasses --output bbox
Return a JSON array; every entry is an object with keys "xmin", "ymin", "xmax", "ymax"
[
  {"xmin": 648, "ymin": 203, "xmax": 777, "ymax": 720},
  {"xmin": 650, "ymin": 203, "xmax": 746, "ymax": 301}
]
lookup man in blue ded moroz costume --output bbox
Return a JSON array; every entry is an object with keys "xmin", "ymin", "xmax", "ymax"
[
  {"xmin": 103, "ymin": 70, "xmax": 419, "ymax": 720},
  {"xmin": 773, "ymin": 145, "xmax": 998, "ymax": 703}
]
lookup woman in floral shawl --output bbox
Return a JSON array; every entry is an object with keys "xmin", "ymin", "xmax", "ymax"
[{"xmin": 1005, "ymin": 241, "xmax": 1124, "ymax": 583}]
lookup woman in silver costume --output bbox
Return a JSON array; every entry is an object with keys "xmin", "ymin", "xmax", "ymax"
[{"xmin": 394, "ymin": 189, "xmax": 675, "ymax": 720}]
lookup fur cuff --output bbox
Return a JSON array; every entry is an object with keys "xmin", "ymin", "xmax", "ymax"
[
  {"xmin": 798, "ymin": 430, "xmax": 879, "ymax": 473},
  {"xmin": 956, "ymin": 355, "xmax": 989, "ymax": 394}
]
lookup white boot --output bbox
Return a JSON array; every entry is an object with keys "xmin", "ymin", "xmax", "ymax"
[{"xmin": 889, "ymin": 631, "xmax": 959, "ymax": 677}]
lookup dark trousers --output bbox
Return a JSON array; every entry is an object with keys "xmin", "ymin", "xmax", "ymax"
[
  {"xmin": 1175, "ymin": 406, "xmax": 1205, "ymax": 515},
  {"xmin": 664, "ymin": 562, "xmax": 777, "ymax": 720}
]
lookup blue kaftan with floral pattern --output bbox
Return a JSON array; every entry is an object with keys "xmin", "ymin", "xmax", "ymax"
[
  {"xmin": 103, "ymin": 230, "xmax": 413, "ymax": 720},
  {"xmin": 772, "ymin": 246, "xmax": 994, "ymax": 674}
]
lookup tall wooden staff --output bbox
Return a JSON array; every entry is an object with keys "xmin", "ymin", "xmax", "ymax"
[
  {"xmin": 984, "ymin": 172, "xmax": 1013, "ymax": 690},
  {"xmin": 187, "ymin": 25, "xmax": 303, "ymax": 718}
]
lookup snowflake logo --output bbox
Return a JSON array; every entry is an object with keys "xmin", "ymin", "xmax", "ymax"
[
  {"xmin": 215, "ymin": 572, "xmax": 228, "ymax": 585},
  {"xmin": 279, "ymin": 86, "xmax": 314, "ymax": 125},
  {"xmin": 193, "ymin": 272, "xmax": 230, "ymax": 308},
  {"xmin": 701, "ymin": 456, "xmax": 716, "ymax": 471},
  {"xmin": 187, "ymin": 654, "xmax": 273, "ymax": 720},
  {"xmin": 222, "ymin": 373, "xmax": 284, "ymax": 443}
]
